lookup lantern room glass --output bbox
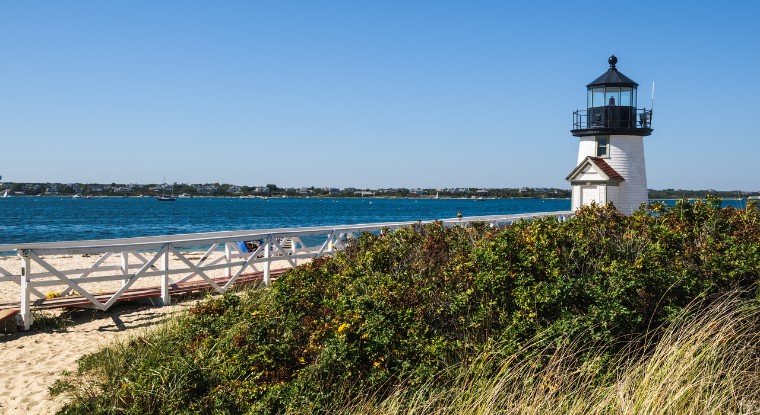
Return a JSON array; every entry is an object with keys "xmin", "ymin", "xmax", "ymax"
[
  {"xmin": 605, "ymin": 88, "xmax": 620, "ymax": 106},
  {"xmin": 587, "ymin": 87, "xmax": 637, "ymax": 108},
  {"xmin": 590, "ymin": 88, "xmax": 604, "ymax": 108},
  {"xmin": 620, "ymin": 88, "xmax": 632, "ymax": 106}
]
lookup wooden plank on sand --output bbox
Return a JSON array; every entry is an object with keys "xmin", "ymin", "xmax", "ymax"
[
  {"xmin": 0, "ymin": 308, "xmax": 20, "ymax": 333},
  {"xmin": 30, "ymin": 269, "xmax": 286, "ymax": 310}
]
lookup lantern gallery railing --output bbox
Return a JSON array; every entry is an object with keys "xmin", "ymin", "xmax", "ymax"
[
  {"xmin": 573, "ymin": 107, "xmax": 653, "ymax": 130},
  {"xmin": 0, "ymin": 211, "xmax": 574, "ymax": 330}
]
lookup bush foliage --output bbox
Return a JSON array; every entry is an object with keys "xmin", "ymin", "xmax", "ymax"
[{"xmin": 53, "ymin": 200, "xmax": 760, "ymax": 414}]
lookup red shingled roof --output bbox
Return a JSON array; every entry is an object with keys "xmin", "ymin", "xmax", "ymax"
[{"xmin": 588, "ymin": 157, "xmax": 625, "ymax": 181}]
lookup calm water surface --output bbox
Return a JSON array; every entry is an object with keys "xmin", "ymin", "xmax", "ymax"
[{"xmin": 0, "ymin": 197, "xmax": 570, "ymax": 246}]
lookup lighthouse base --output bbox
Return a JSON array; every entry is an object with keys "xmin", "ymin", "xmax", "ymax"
[{"xmin": 566, "ymin": 134, "xmax": 648, "ymax": 216}]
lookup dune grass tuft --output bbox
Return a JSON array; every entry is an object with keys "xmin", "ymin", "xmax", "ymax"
[{"xmin": 353, "ymin": 294, "xmax": 760, "ymax": 415}]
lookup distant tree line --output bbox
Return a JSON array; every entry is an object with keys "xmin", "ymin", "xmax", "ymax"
[
  {"xmin": 648, "ymin": 189, "xmax": 757, "ymax": 199},
  {"xmin": 1, "ymin": 182, "xmax": 756, "ymax": 199}
]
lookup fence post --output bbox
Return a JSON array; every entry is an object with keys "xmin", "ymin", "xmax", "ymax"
[
  {"xmin": 291, "ymin": 239, "xmax": 298, "ymax": 267},
  {"xmin": 263, "ymin": 237, "xmax": 271, "ymax": 285},
  {"xmin": 121, "ymin": 251, "xmax": 129, "ymax": 286},
  {"xmin": 161, "ymin": 245, "xmax": 171, "ymax": 306},
  {"xmin": 19, "ymin": 250, "xmax": 32, "ymax": 331},
  {"xmin": 225, "ymin": 242, "xmax": 232, "ymax": 277}
]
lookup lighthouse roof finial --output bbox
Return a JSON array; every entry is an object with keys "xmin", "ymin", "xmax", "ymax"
[{"xmin": 587, "ymin": 54, "xmax": 637, "ymax": 88}]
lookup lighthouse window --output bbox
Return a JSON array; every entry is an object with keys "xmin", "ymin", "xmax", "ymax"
[
  {"xmin": 596, "ymin": 137, "xmax": 609, "ymax": 158},
  {"xmin": 592, "ymin": 88, "xmax": 604, "ymax": 107},
  {"xmin": 605, "ymin": 88, "xmax": 621, "ymax": 107},
  {"xmin": 620, "ymin": 88, "xmax": 633, "ymax": 106}
]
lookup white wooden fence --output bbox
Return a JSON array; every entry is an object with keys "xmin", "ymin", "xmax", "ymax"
[{"xmin": 0, "ymin": 211, "xmax": 573, "ymax": 330}]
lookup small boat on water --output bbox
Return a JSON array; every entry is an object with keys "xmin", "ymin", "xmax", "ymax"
[
  {"xmin": 157, "ymin": 181, "xmax": 176, "ymax": 201},
  {"xmin": 2, "ymin": 189, "xmax": 10, "ymax": 198}
]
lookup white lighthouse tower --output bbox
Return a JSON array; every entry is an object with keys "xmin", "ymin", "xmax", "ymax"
[{"xmin": 566, "ymin": 55, "xmax": 653, "ymax": 215}]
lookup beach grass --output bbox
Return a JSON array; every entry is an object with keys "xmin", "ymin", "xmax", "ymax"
[{"xmin": 349, "ymin": 293, "xmax": 760, "ymax": 415}]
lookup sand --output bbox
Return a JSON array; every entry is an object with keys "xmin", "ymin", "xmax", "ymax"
[
  {"xmin": 0, "ymin": 252, "xmax": 300, "ymax": 414},
  {"xmin": 0, "ymin": 300, "xmax": 197, "ymax": 414}
]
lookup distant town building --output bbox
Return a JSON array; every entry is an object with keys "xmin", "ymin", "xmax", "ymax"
[{"xmin": 194, "ymin": 184, "xmax": 218, "ymax": 194}]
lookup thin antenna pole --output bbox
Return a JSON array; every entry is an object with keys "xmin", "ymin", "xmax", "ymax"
[{"xmin": 651, "ymin": 81, "xmax": 655, "ymax": 110}]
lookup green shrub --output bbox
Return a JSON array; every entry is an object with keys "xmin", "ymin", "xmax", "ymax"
[{"xmin": 52, "ymin": 201, "xmax": 760, "ymax": 414}]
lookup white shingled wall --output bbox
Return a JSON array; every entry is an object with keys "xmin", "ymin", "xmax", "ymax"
[
  {"xmin": 577, "ymin": 137, "xmax": 597, "ymax": 163},
  {"xmin": 571, "ymin": 184, "xmax": 582, "ymax": 210},
  {"xmin": 608, "ymin": 135, "xmax": 648, "ymax": 214},
  {"xmin": 607, "ymin": 184, "xmax": 619, "ymax": 208}
]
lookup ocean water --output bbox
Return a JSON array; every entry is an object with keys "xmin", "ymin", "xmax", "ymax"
[{"xmin": 0, "ymin": 197, "xmax": 570, "ymax": 246}]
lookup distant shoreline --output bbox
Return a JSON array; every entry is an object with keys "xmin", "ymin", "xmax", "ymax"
[
  {"xmin": 0, "ymin": 194, "xmax": 574, "ymax": 200},
  {"xmin": 1, "ymin": 195, "xmax": 753, "ymax": 201}
]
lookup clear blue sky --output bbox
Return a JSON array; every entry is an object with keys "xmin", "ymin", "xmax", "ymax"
[{"xmin": 2, "ymin": 1, "xmax": 758, "ymax": 190}]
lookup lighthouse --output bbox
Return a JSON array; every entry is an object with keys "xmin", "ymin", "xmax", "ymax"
[{"xmin": 566, "ymin": 55, "xmax": 653, "ymax": 215}]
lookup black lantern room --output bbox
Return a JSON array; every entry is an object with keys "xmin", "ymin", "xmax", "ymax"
[{"xmin": 572, "ymin": 55, "xmax": 652, "ymax": 137}]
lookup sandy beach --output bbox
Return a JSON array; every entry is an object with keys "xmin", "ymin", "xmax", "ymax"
[{"xmin": 0, "ymin": 253, "xmax": 297, "ymax": 414}]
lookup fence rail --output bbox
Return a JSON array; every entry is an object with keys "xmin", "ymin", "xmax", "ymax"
[{"xmin": 0, "ymin": 211, "xmax": 574, "ymax": 330}]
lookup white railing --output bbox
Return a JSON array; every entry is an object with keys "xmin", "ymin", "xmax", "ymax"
[{"xmin": 0, "ymin": 211, "xmax": 574, "ymax": 330}]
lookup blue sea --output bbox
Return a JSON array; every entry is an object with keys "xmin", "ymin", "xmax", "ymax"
[{"xmin": 0, "ymin": 197, "xmax": 571, "ymax": 247}]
